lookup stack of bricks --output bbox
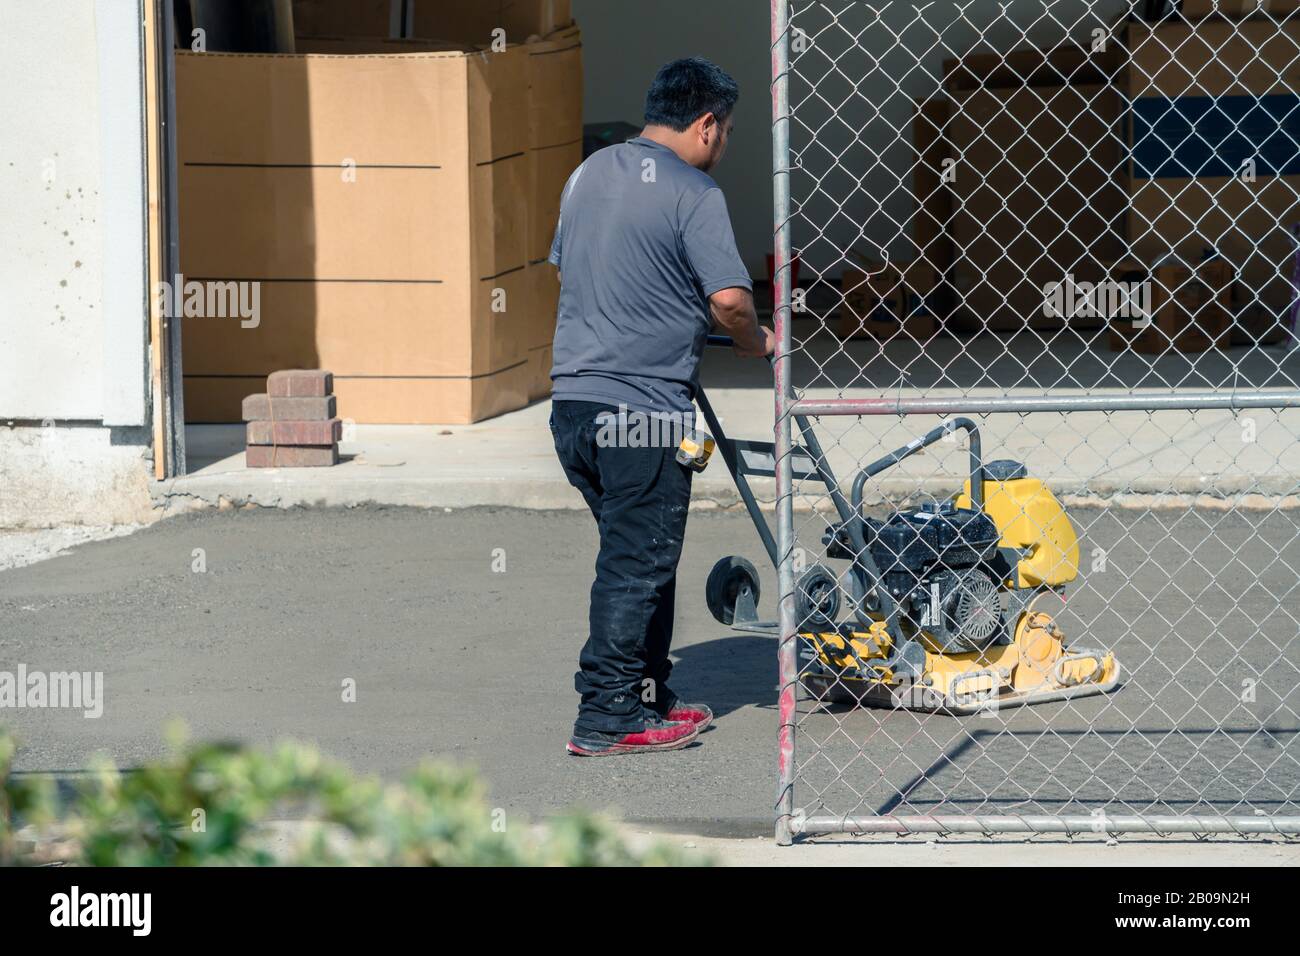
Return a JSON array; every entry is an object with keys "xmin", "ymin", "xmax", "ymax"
[{"xmin": 242, "ymin": 370, "xmax": 342, "ymax": 468}]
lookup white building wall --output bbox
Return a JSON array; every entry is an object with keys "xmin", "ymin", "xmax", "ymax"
[{"xmin": 0, "ymin": 0, "xmax": 153, "ymax": 528}]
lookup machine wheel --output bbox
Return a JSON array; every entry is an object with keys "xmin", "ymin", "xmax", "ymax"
[
  {"xmin": 706, "ymin": 556, "xmax": 761, "ymax": 625},
  {"xmin": 796, "ymin": 564, "xmax": 841, "ymax": 631}
]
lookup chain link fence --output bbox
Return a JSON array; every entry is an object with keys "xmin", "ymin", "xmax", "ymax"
[{"xmin": 768, "ymin": 0, "xmax": 1300, "ymax": 843}]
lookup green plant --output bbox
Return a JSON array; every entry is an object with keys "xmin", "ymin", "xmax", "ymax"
[
  {"xmin": 0, "ymin": 726, "xmax": 707, "ymax": 867},
  {"xmin": 0, "ymin": 733, "xmax": 55, "ymax": 865}
]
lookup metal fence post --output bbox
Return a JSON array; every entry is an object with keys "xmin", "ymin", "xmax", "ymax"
[{"xmin": 771, "ymin": 0, "xmax": 798, "ymax": 847}]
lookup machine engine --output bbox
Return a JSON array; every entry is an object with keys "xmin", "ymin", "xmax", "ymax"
[{"xmin": 864, "ymin": 501, "xmax": 1007, "ymax": 653}]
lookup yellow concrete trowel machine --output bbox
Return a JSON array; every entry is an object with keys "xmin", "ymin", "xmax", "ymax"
[{"xmin": 693, "ymin": 351, "xmax": 1121, "ymax": 715}]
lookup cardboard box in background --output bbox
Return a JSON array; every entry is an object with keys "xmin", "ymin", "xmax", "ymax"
[
  {"xmin": 946, "ymin": 83, "xmax": 1127, "ymax": 331},
  {"xmin": 839, "ymin": 258, "xmax": 939, "ymax": 341},
  {"xmin": 1047, "ymin": 256, "xmax": 1200, "ymax": 334},
  {"xmin": 527, "ymin": 26, "xmax": 582, "ymax": 148},
  {"xmin": 176, "ymin": 45, "xmax": 536, "ymax": 423},
  {"xmin": 176, "ymin": 45, "xmax": 531, "ymax": 276},
  {"xmin": 1127, "ymin": 18, "xmax": 1300, "ymax": 317},
  {"xmin": 526, "ymin": 25, "xmax": 583, "ymax": 263},
  {"xmin": 292, "ymin": 36, "xmax": 471, "ymax": 54},
  {"xmin": 291, "ymin": 0, "xmax": 572, "ymax": 43},
  {"xmin": 1108, "ymin": 259, "xmax": 1234, "ymax": 353},
  {"xmin": 295, "ymin": 23, "xmax": 581, "ymax": 408},
  {"xmin": 530, "ymin": 144, "xmax": 580, "ymax": 260},
  {"xmin": 526, "ymin": 263, "xmax": 560, "ymax": 399},
  {"xmin": 910, "ymin": 95, "xmax": 952, "ymax": 275},
  {"xmin": 1233, "ymin": 303, "xmax": 1293, "ymax": 343},
  {"xmin": 290, "ymin": 0, "xmax": 398, "ymax": 38},
  {"xmin": 1179, "ymin": 0, "xmax": 1300, "ymax": 19},
  {"xmin": 522, "ymin": 25, "xmax": 582, "ymax": 400},
  {"xmin": 1197, "ymin": 256, "xmax": 1237, "ymax": 346},
  {"xmin": 286, "ymin": 29, "xmax": 581, "ymax": 272},
  {"xmin": 939, "ymin": 40, "xmax": 1127, "ymax": 332},
  {"xmin": 942, "ymin": 42, "xmax": 1124, "ymax": 93},
  {"xmin": 409, "ymin": 0, "xmax": 572, "ymax": 43}
]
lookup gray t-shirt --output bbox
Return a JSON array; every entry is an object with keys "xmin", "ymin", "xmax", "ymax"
[{"xmin": 547, "ymin": 136, "xmax": 752, "ymax": 414}]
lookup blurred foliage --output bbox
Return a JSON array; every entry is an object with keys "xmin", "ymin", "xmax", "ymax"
[
  {"xmin": 0, "ymin": 725, "xmax": 707, "ymax": 867},
  {"xmin": 0, "ymin": 733, "xmax": 56, "ymax": 865}
]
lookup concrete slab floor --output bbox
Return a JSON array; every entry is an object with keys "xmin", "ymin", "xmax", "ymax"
[
  {"xmin": 621, "ymin": 828, "xmax": 1300, "ymax": 866},
  {"xmin": 156, "ymin": 333, "xmax": 1300, "ymax": 513}
]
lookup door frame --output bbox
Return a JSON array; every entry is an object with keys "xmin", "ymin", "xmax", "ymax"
[{"xmin": 144, "ymin": 0, "xmax": 186, "ymax": 477}]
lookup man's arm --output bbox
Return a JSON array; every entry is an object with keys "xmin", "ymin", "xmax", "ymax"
[{"xmin": 709, "ymin": 287, "xmax": 775, "ymax": 358}]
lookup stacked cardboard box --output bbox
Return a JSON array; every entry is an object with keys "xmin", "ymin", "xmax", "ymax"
[
  {"xmin": 243, "ymin": 370, "xmax": 342, "ymax": 467},
  {"xmin": 521, "ymin": 24, "xmax": 582, "ymax": 399},
  {"xmin": 179, "ymin": 5, "xmax": 581, "ymax": 424},
  {"xmin": 408, "ymin": 0, "xmax": 573, "ymax": 43},
  {"xmin": 1180, "ymin": 0, "xmax": 1300, "ymax": 18},
  {"xmin": 1106, "ymin": 257, "xmax": 1235, "ymax": 353},
  {"xmin": 912, "ymin": 12, "xmax": 1299, "ymax": 344},
  {"xmin": 838, "ymin": 256, "xmax": 939, "ymax": 341},
  {"xmin": 290, "ymin": 0, "xmax": 573, "ymax": 43},
  {"xmin": 289, "ymin": 0, "xmax": 396, "ymax": 38},
  {"xmin": 941, "ymin": 43, "xmax": 1128, "ymax": 332},
  {"xmin": 1126, "ymin": 16, "xmax": 1300, "ymax": 324},
  {"xmin": 909, "ymin": 95, "xmax": 953, "ymax": 286},
  {"xmin": 364, "ymin": 9, "xmax": 580, "ymax": 401}
]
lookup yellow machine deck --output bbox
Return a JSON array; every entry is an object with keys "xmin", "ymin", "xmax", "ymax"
[{"xmin": 799, "ymin": 602, "xmax": 1121, "ymax": 714}]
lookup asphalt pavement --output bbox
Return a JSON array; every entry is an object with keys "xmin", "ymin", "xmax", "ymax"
[{"xmin": 1, "ymin": 505, "xmax": 1297, "ymax": 838}]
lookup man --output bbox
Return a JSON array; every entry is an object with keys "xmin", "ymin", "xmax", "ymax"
[{"xmin": 547, "ymin": 57, "xmax": 774, "ymax": 757}]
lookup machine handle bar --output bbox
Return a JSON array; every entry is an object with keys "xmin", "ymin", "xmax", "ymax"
[{"xmin": 706, "ymin": 334, "xmax": 774, "ymax": 367}]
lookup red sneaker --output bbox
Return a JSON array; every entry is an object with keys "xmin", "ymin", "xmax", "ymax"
[
  {"xmin": 566, "ymin": 717, "xmax": 699, "ymax": 756},
  {"xmin": 664, "ymin": 701, "xmax": 714, "ymax": 732}
]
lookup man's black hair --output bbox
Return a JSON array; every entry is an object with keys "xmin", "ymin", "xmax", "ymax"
[{"xmin": 644, "ymin": 57, "xmax": 740, "ymax": 132}]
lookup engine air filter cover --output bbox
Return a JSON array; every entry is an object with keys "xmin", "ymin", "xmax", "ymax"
[{"xmin": 931, "ymin": 567, "xmax": 1004, "ymax": 652}]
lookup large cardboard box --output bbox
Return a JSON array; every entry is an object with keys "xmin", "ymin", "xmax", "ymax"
[
  {"xmin": 409, "ymin": 0, "xmax": 573, "ymax": 44},
  {"xmin": 1180, "ymin": 0, "xmax": 1300, "ymax": 19},
  {"xmin": 946, "ymin": 83, "xmax": 1127, "ymax": 331},
  {"xmin": 176, "ymin": 46, "xmax": 533, "ymax": 423},
  {"xmin": 911, "ymin": 95, "xmax": 952, "ymax": 271},
  {"xmin": 291, "ymin": 29, "xmax": 580, "ymax": 267},
  {"xmin": 291, "ymin": 0, "xmax": 572, "ymax": 43},
  {"xmin": 943, "ymin": 43, "xmax": 1124, "ymax": 93},
  {"xmin": 1127, "ymin": 18, "xmax": 1300, "ymax": 316},
  {"xmin": 1108, "ymin": 259, "xmax": 1234, "ymax": 353},
  {"xmin": 520, "ymin": 25, "xmax": 581, "ymax": 401},
  {"xmin": 291, "ymin": 0, "xmax": 398, "ymax": 38},
  {"xmin": 527, "ymin": 27, "xmax": 582, "ymax": 147},
  {"xmin": 838, "ymin": 258, "xmax": 939, "ymax": 341},
  {"xmin": 940, "ymin": 42, "xmax": 1127, "ymax": 331},
  {"xmin": 526, "ymin": 25, "xmax": 583, "ymax": 263},
  {"xmin": 291, "ymin": 36, "xmax": 470, "ymax": 54},
  {"xmin": 526, "ymin": 263, "xmax": 560, "ymax": 399}
]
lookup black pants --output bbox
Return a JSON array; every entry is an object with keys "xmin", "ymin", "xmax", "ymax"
[{"xmin": 550, "ymin": 400, "xmax": 693, "ymax": 734}]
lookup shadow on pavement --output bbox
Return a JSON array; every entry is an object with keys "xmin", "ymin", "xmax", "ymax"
[{"xmin": 669, "ymin": 633, "xmax": 778, "ymax": 719}]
